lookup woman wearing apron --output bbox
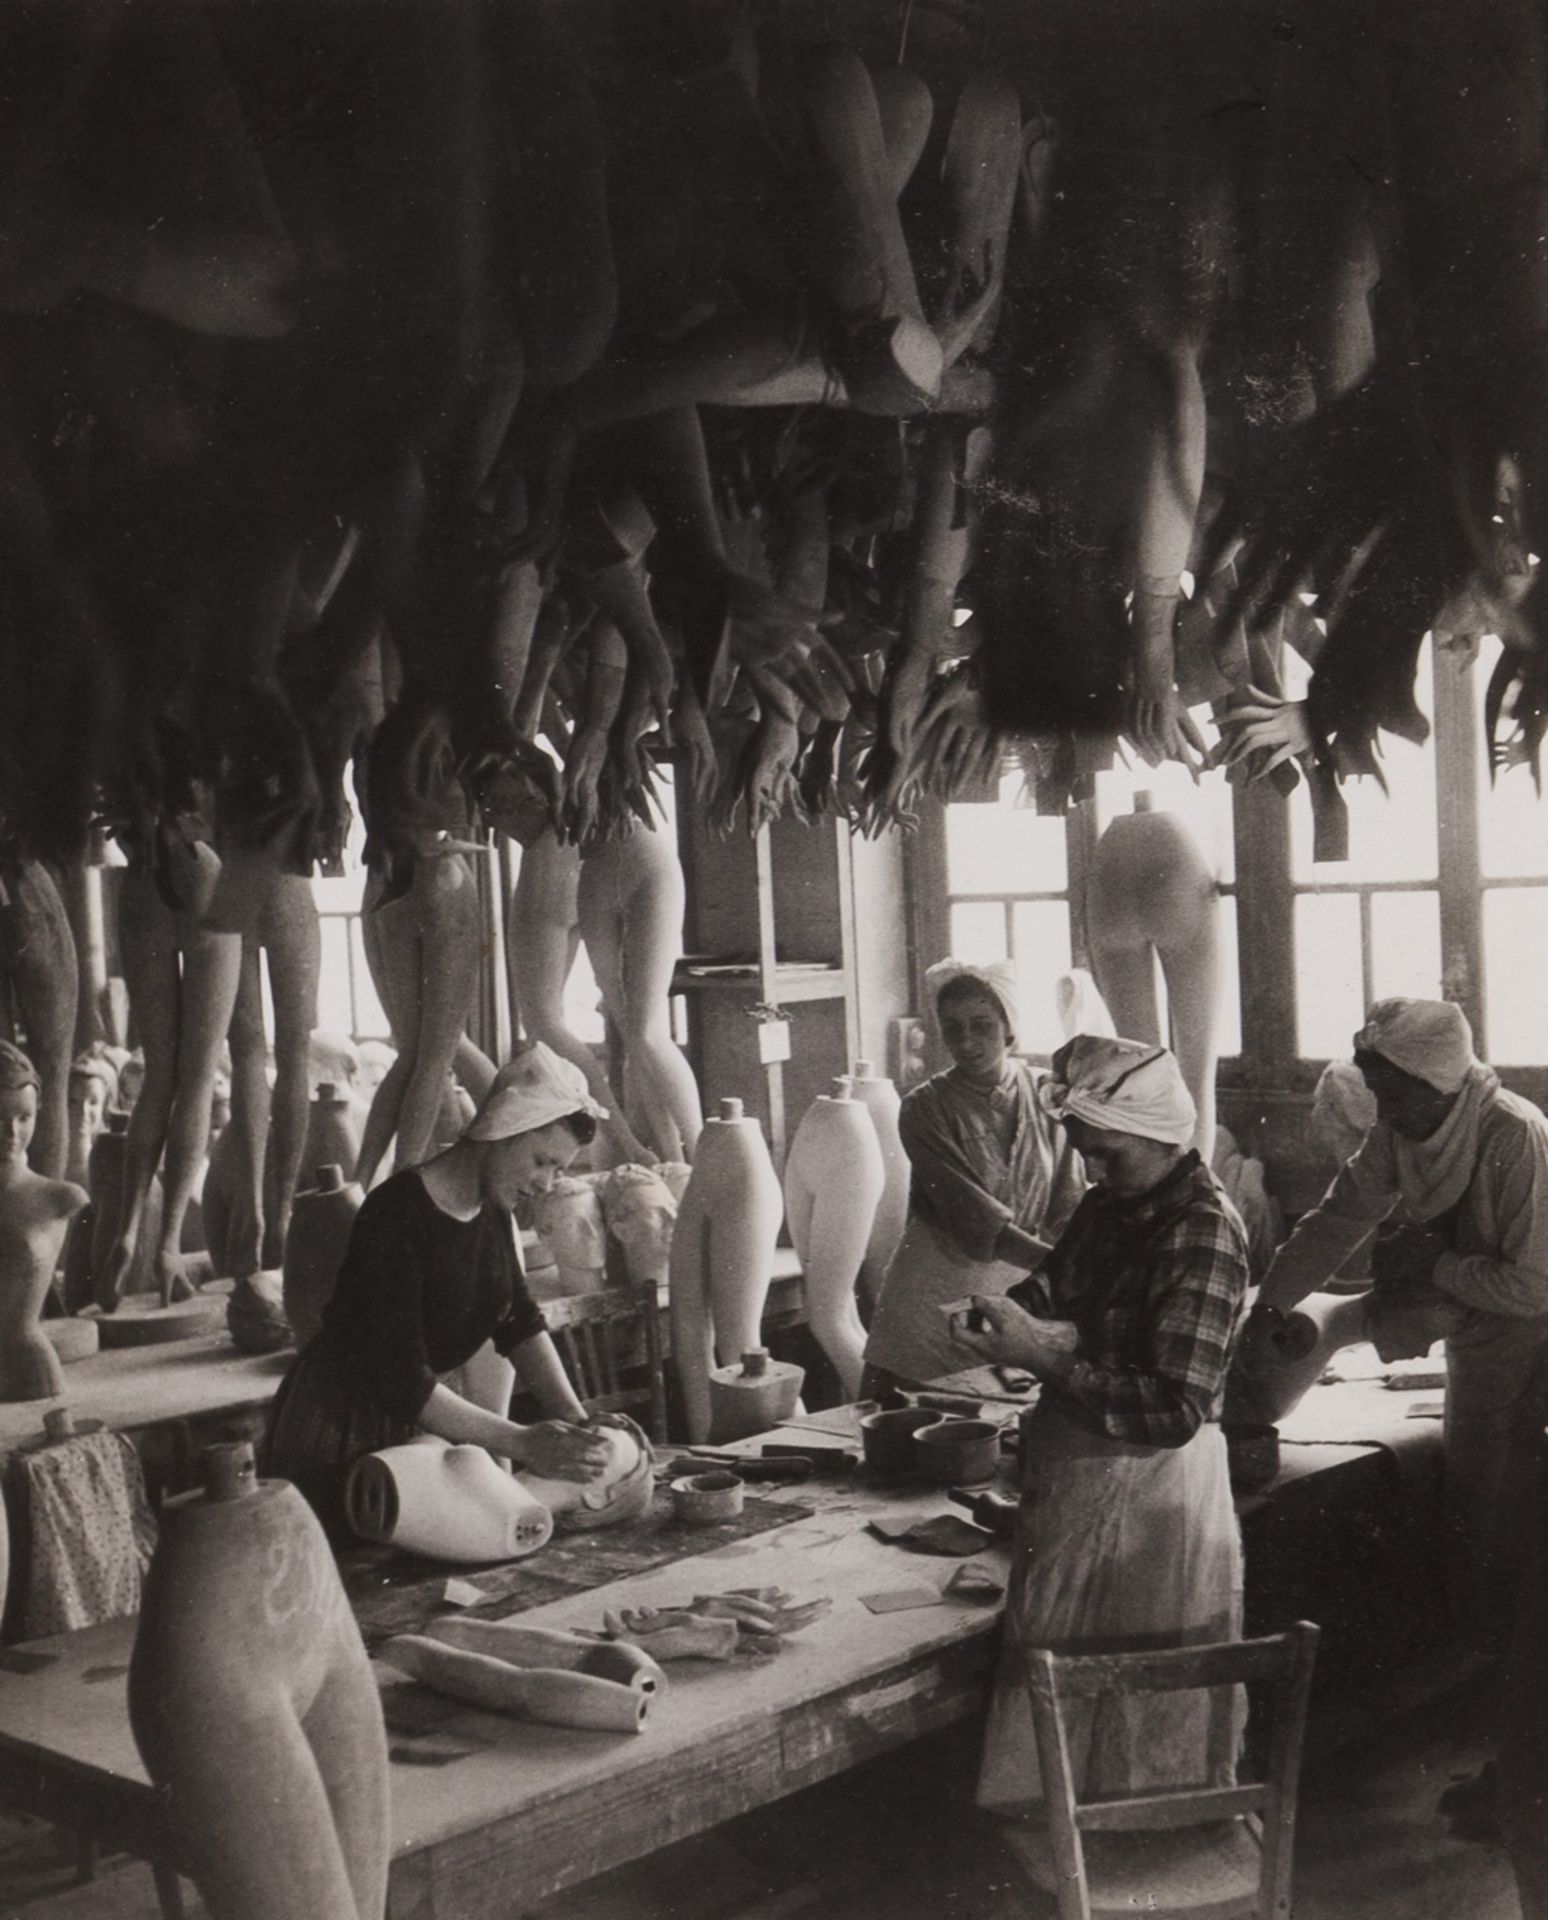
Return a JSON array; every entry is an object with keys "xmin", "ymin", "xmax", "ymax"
[
  {"xmin": 957, "ymin": 1036, "xmax": 1250, "ymax": 1818},
  {"xmin": 861, "ymin": 959, "xmax": 1085, "ymax": 1393},
  {"xmin": 1246, "ymin": 996, "xmax": 1548, "ymax": 1831}
]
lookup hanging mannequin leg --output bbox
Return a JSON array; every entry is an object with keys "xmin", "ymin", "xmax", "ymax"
[
  {"xmin": 1087, "ymin": 941, "xmax": 1162, "ymax": 1049},
  {"xmin": 153, "ymin": 927, "xmax": 243, "ymax": 1306},
  {"xmin": 257, "ymin": 871, "xmax": 321, "ymax": 1268},
  {"xmin": 1156, "ymin": 916, "xmax": 1221, "ymax": 1165},
  {"xmin": 219, "ymin": 942, "xmax": 270, "ymax": 1280}
]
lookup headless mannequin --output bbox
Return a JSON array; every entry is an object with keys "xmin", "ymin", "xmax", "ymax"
[
  {"xmin": 0, "ymin": 1065, "xmax": 86, "ymax": 1401},
  {"xmin": 129, "ymin": 1443, "xmax": 390, "ymax": 1920},
  {"xmin": 215, "ymin": 870, "xmax": 321, "ymax": 1274},
  {"xmin": 0, "ymin": 858, "xmax": 78, "ymax": 1180},
  {"xmin": 668, "ymin": 1097, "xmax": 784, "ymax": 1445},
  {"xmin": 1086, "ymin": 795, "xmax": 1220, "ymax": 1162},
  {"xmin": 783, "ymin": 1076, "xmax": 885, "ymax": 1401},
  {"xmin": 356, "ymin": 852, "xmax": 494, "ymax": 1189},
  {"xmin": 576, "ymin": 826, "xmax": 703, "ymax": 1163},
  {"xmin": 95, "ymin": 838, "xmax": 237, "ymax": 1308},
  {"xmin": 507, "ymin": 830, "xmax": 647, "ymax": 1166}
]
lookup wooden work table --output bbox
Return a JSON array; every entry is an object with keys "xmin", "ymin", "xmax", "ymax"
[{"xmin": 0, "ymin": 1365, "xmax": 1445, "ymax": 1917}]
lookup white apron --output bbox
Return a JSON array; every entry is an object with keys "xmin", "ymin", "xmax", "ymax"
[
  {"xmin": 978, "ymin": 1401, "xmax": 1245, "ymax": 1814},
  {"xmin": 863, "ymin": 1215, "xmax": 1028, "ymax": 1384}
]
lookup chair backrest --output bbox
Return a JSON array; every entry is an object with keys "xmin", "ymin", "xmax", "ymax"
[
  {"xmin": 1022, "ymin": 1621, "xmax": 1320, "ymax": 1920},
  {"xmin": 540, "ymin": 1283, "xmax": 667, "ymax": 1443}
]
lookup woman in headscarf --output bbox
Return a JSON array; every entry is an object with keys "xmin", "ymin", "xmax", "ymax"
[
  {"xmin": 861, "ymin": 959, "xmax": 1085, "ymax": 1391},
  {"xmin": 1247, "ymin": 997, "xmax": 1548, "ymax": 1827},
  {"xmin": 260, "ymin": 1040, "xmax": 614, "ymax": 1526},
  {"xmin": 957, "ymin": 1034, "xmax": 1250, "ymax": 1823}
]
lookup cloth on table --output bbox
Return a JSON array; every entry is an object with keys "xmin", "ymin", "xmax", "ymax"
[
  {"xmin": 977, "ymin": 1402, "xmax": 1244, "ymax": 1815},
  {"xmin": 864, "ymin": 1061, "xmax": 1084, "ymax": 1383},
  {"xmin": 16, "ymin": 1431, "xmax": 156, "ymax": 1639}
]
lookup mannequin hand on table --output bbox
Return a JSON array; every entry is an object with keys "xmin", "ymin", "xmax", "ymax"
[
  {"xmin": 953, "ymin": 1294, "xmax": 1080, "ymax": 1380},
  {"xmin": 507, "ymin": 1419, "xmax": 612, "ymax": 1481}
]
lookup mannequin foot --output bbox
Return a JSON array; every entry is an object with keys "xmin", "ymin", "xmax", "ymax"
[{"xmin": 154, "ymin": 1250, "xmax": 195, "ymax": 1309}]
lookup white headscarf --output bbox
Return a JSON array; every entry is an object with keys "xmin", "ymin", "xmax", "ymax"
[
  {"xmin": 1354, "ymin": 998, "xmax": 1477, "ymax": 1094},
  {"xmin": 926, "ymin": 958, "xmax": 1020, "ymax": 1049},
  {"xmin": 1037, "ymin": 1034, "xmax": 1197, "ymax": 1147},
  {"xmin": 464, "ymin": 1041, "xmax": 609, "ymax": 1140}
]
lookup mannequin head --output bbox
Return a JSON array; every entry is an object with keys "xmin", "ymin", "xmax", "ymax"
[
  {"xmin": 603, "ymin": 1164, "xmax": 677, "ymax": 1282},
  {"xmin": 68, "ymin": 1051, "xmax": 117, "ymax": 1142},
  {"xmin": 534, "ymin": 1172, "xmax": 608, "ymax": 1285},
  {"xmin": 0, "ymin": 1042, "xmax": 40, "ymax": 1177},
  {"xmin": 117, "ymin": 1049, "xmax": 147, "ymax": 1114}
]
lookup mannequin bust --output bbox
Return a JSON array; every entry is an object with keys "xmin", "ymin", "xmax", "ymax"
[
  {"xmin": 532, "ymin": 1174, "xmax": 608, "ymax": 1297},
  {"xmin": 128, "ymin": 1442, "xmax": 390, "ymax": 1920},
  {"xmin": 783, "ymin": 1076, "xmax": 885, "ymax": 1401},
  {"xmin": 602, "ymin": 1163, "xmax": 678, "ymax": 1290},
  {"xmin": 0, "ymin": 857, "xmax": 78, "ymax": 1181},
  {"xmin": 668, "ymin": 1097, "xmax": 784, "ymax": 1444},
  {"xmin": 0, "ymin": 1043, "xmax": 86, "ymax": 1401},
  {"xmin": 1087, "ymin": 795, "xmax": 1220, "ymax": 1161}
]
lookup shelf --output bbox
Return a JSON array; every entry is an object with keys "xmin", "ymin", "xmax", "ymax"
[{"xmin": 673, "ymin": 963, "xmax": 848, "ymax": 1004}]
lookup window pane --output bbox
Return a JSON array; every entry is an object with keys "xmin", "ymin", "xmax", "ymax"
[
  {"xmin": 1484, "ymin": 890, "xmax": 1548, "ymax": 1064},
  {"xmin": 1475, "ymin": 637, "xmax": 1548, "ymax": 878},
  {"xmin": 1010, "ymin": 902, "xmax": 1073, "ymax": 1056},
  {"xmin": 950, "ymin": 902, "xmax": 1008, "ymax": 965},
  {"xmin": 1370, "ymin": 892, "xmax": 1442, "ymax": 1004},
  {"xmin": 1296, "ymin": 894, "xmax": 1364, "ymax": 1057},
  {"xmin": 1290, "ymin": 649, "xmax": 1436, "ymax": 883},
  {"xmin": 946, "ymin": 782, "xmax": 1067, "ymax": 893},
  {"xmin": 1092, "ymin": 756, "xmax": 1236, "ymax": 886},
  {"xmin": 314, "ymin": 919, "xmax": 355, "ymax": 1036}
]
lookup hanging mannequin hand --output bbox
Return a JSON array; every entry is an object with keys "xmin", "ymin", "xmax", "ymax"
[
  {"xmin": 1207, "ymin": 688, "xmax": 1313, "ymax": 781},
  {"xmin": 1128, "ymin": 682, "xmax": 1207, "ymax": 776},
  {"xmin": 954, "ymin": 1293, "xmax": 1080, "ymax": 1379},
  {"xmin": 507, "ymin": 1419, "xmax": 612, "ymax": 1482}
]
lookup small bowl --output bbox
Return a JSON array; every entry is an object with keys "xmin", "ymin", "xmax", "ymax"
[
  {"xmin": 861, "ymin": 1407, "xmax": 944, "ymax": 1476},
  {"xmin": 914, "ymin": 1417, "xmax": 1000, "ymax": 1487},
  {"xmin": 671, "ymin": 1470, "xmax": 745, "ymax": 1523}
]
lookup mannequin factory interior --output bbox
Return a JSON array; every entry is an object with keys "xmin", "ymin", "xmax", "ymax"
[{"xmin": 2, "ymin": 2, "xmax": 1548, "ymax": 1917}]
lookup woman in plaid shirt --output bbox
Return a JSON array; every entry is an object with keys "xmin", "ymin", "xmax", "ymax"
[{"xmin": 958, "ymin": 1035, "xmax": 1251, "ymax": 1818}]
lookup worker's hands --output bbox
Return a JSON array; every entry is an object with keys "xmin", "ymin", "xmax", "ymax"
[
  {"xmin": 509, "ymin": 1419, "xmax": 613, "ymax": 1482},
  {"xmin": 1370, "ymin": 1223, "xmax": 1450, "ymax": 1289},
  {"xmin": 1366, "ymin": 1282, "xmax": 1466, "ymax": 1364},
  {"xmin": 953, "ymin": 1294, "xmax": 1080, "ymax": 1377}
]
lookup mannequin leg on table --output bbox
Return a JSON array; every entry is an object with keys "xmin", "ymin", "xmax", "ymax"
[{"xmin": 782, "ymin": 1174, "xmax": 868, "ymax": 1402}]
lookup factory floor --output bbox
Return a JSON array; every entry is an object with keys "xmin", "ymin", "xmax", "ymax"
[{"xmin": 0, "ymin": 1648, "xmax": 1520, "ymax": 1920}]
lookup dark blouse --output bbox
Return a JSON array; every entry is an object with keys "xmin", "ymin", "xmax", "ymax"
[{"xmin": 322, "ymin": 1169, "xmax": 548, "ymax": 1425}]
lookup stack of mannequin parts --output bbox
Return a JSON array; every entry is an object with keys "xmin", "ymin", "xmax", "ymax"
[
  {"xmin": 345, "ymin": 1439, "xmax": 554, "ymax": 1563},
  {"xmin": 783, "ymin": 1076, "xmax": 885, "ymax": 1401},
  {"xmin": 282, "ymin": 1165, "xmax": 364, "ymax": 1349},
  {"xmin": 128, "ymin": 1442, "xmax": 389, "ymax": 1920},
  {"xmin": 669, "ymin": 1097, "xmax": 784, "ymax": 1444},
  {"xmin": 848, "ymin": 1061, "xmax": 910, "ymax": 1311},
  {"xmin": 378, "ymin": 1634, "xmax": 651, "ymax": 1732}
]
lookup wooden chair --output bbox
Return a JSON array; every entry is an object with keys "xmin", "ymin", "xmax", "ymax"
[
  {"xmin": 1008, "ymin": 1621, "xmax": 1320, "ymax": 1920},
  {"xmin": 541, "ymin": 1283, "xmax": 668, "ymax": 1443}
]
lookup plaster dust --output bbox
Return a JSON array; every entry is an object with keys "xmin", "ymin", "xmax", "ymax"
[{"xmin": 0, "ymin": 1663, "xmax": 1522, "ymax": 1920}]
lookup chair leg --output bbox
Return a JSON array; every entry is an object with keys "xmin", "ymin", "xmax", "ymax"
[{"xmin": 152, "ymin": 1860, "xmax": 187, "ymax": 1920}]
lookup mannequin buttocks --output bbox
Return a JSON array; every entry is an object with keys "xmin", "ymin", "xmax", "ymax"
[
  {"xmin": 1087, "ymin": 796, "xmax": 1220, "ymax": 1161},
  {"xmin": 783, "ymin": 1077, "xmax": 885, "ymax": 1401},
  {"xmin": 129, "ymin": 1443, "xmax": 390, "ymax": 1920}
]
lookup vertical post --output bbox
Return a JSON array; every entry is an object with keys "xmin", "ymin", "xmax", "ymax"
[
  {"xmin": 753, "ymin": 825, "xmax": 785, "ymax": 1163},
  {"xmin": 1434, "ymin": 644, "xmax": 1485, "ymax": 1045},
  {"xmin": 1233, "ymin": 778, "xmax": 1296, "ymax": 1082}
]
